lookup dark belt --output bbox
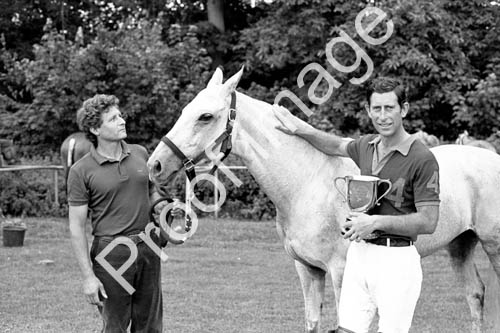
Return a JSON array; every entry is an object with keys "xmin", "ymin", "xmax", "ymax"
[
  {"xmin": 365, "ymin": 237, "xmax": 414, "ymax": 247},
  {"xmin": 95, "ymin": 232, "xmax": 145, "ymax": 245}
]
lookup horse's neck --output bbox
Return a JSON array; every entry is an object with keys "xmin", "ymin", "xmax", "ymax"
[{"xmin": 230, "ymin": 93, "xmax": 354, "ymax": 212}]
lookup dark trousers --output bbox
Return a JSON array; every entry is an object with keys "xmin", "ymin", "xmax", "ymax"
[{"xmin": 90, "ymin": 235, "xmax": 163, "ymax": 333}]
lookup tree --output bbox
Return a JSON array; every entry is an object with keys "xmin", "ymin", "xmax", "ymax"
[
  {"xmin": 235, "ymin": 0, "xmax": 500, "ymax": 140},
  {"xmin": 2, "ymin": 0, "xmax": 499, "ymax": 149},
  {"xmin": 207, "ymin": 0, "xmax": 225, "ymax": 32}
]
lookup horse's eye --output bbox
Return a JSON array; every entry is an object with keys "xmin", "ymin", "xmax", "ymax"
[{"xmin": 198, "ymin": 113, "xmax": 213, "ymax": 122}]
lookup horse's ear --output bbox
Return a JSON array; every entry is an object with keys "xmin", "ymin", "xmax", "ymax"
[
  {"xmin": 221, "ymin": 66, "xmax": 244, "ymax": 95},
  {"xmin": 207, "ymin": 67, "xmax": 224, "ymax": 88}
]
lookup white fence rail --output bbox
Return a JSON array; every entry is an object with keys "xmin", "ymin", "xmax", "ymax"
[{"xmin": 0, "ymin": 164, "xmax": 248, "ymax": 216}]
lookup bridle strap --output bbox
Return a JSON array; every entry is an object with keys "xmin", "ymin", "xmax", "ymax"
[
  {"xmin": 161, "ymin": 136, "xmax": 197, "ymax": 181},
  {"xmin": 207, "ymin": 92, "xmax": 236, "ymax": 174}
]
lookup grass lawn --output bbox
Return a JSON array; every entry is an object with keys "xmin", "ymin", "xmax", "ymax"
[{"xmin": 0, "ymin": 217, "xmax": 499, "ymax": 332}]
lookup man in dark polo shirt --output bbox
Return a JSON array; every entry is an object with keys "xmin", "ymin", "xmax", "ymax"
[
  {"xmin": 272, "ymin": 77, "xmax": 440, "ymax": 333},
  {"xmin": 68, "ymin": 94, "xmax": 164, "ymax": 333}
]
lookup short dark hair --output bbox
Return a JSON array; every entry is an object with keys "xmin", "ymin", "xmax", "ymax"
[
  {"xmin": 366, "ymin": 77, "xmax": 408, "ymax": 107},
  {"xmin": 78, "ymin": 94, "xmax": 119, "ymax": 147}
]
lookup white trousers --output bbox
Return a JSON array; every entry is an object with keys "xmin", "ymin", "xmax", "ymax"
[{"xmin": 338, "ymin": 241, "xmax": 422, "ymax": 333}]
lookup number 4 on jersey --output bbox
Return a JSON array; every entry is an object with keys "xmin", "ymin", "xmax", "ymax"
[
  {"xmin": 386, "ymin": 178, "xmax": 405, "ymax": 208},
  {"xmin": 426, "ymin": 171, "xmax": 439, "ymax": 193}
]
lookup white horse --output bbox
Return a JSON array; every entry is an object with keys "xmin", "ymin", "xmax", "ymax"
[{"xmin": 148, "ymin": 68, "xmax": 500, "ymax": 333}]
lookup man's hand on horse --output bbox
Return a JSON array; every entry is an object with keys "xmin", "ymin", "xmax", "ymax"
[
  {"xmin": 342, "ymin": 212, "xmax": 377, "ymax": 242},
  {"xmin": 272, "ymin": 104, "xmax": 300, "ymax": 135}
]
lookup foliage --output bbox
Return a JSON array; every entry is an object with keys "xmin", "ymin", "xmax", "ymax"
[
  {"xmin": 0, "ymin": 0, "xmax": 80, "ymax": 59},
  {"xmin": 0, "ymin": 0, "xmax": 170, "ymax": 61},
  {"xmin": 2, "ymin": 1, "xmax": 499, "ymax": 141},
  {"xmin": 0, "ymin": 155, "xmax": 67, "ymax": 217},
  {"xmin": 455, "ymin": 62, "xmax": 500, "ymax": 137},
  {"xmin": 235, "ymin": 0, "xmax": 500, "ymax": 140},
  {"xmin": 0, "ymin": 18, "xmax": 212, "ymax": 153}
]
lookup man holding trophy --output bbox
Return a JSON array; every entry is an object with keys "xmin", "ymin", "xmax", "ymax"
[{"xmin": 273, "ymin": 77, "xmax": 440, "ymax": 333}]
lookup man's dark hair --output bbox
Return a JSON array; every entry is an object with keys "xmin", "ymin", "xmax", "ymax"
[
  {"xmin": 366, "ymin": 77, "xmax": 408, "ymax": 107},
  {"xmin": 78, "ymin": 94, "xmax": 119, "ymax": 147}
]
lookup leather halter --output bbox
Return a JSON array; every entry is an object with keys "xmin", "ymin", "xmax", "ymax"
[{"xmin": 161, "ymin": 92, "xmax": 237, "ymax": 182}]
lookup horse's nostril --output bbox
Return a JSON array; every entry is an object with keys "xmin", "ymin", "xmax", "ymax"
[{"xmin": 153, "ymin": 160, "xmax": 162, "ymax": 175}]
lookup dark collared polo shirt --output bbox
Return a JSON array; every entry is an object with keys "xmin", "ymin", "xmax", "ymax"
[
  {"xmin": 68, "ymin": 141, "xmax": 151, "ymax": 236},
  {"xmin": 346, "ymin": 134, "xmax": 440, "ymax": 217}
]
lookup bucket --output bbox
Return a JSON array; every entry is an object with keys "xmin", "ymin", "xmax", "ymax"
[{"xmin": 2, "ymin": 226, "xmax": 27, "ymax": 247}]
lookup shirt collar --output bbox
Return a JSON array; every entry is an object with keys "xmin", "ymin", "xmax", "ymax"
[
  {"xmin": 90, "ymin": 141, "xmax": 131, "ymax": 165},
  {"xmin": 368, "ymin": 134, "xmax": 417, "ymax": 157}
]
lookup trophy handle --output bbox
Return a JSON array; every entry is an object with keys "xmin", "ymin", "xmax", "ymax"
[
  {"xmin": 374, "ymin": 179, "xmax": 392, "ymax": 206},
  {"xmin": 334, "ymin": 177, "xmax": 348, "ymax": 202}
]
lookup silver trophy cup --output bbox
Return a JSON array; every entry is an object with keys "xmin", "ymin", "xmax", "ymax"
[{"xmin": 334, "ymin": 175, "xmax": 392, "ymax": 239}]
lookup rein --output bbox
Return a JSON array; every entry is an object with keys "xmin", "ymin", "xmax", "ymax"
[{"xmin": 161, "ymin": 92, "xmax": 237, "ymax": 182}]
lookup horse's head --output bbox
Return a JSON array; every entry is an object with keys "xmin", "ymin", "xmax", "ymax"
[{"xmin": 148, "ymin": 67, "xmax": 244, "ymax": 187}]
